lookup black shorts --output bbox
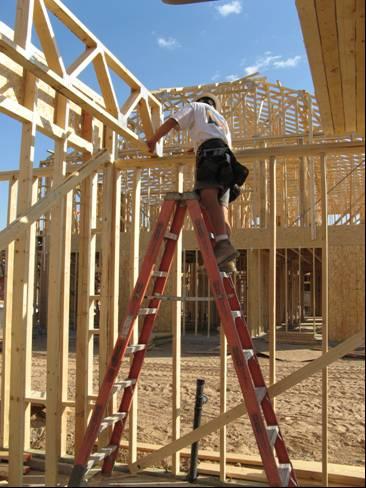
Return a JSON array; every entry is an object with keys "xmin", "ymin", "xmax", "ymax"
[{"xmin": 194, "ymin": 138, "xmax": 232, "ymax": 208}]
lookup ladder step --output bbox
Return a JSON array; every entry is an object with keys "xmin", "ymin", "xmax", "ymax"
[
  {"xmin": 145, "ymin": 294, "xmax": 216, "ymax": 302},
  {"xmin": 126, "ymin": 344, "xmax": 146, "ymax": 354},
  {"xmin": 139, "ymin": 308, "xmax": 157, "ymax": 315},
  {"xmin": 152, "ymin": 271, "xmax": 168, "ymax": 278},
  {"xmin": 165, "ymin": 231, "xmax": 178, "ymax": 240},
  {"xmin": 98, "ymin": 412, "xmax": 127, "ymax": 434},
  {"xmin": 87, "ymin": 445, "xmax": 117, "ymax": 471},
  {"xmin": 266, "ymin": 425, "xmax": 279, "ymax": 447},
  {"xmin": 231, "ymin": 310, "xmax": 242, "ymax": 319},
  {"xmin": 112, "ymin": 379, "xmax": 136, "ymax": 393},
  {"xmin": 243, "ymin": 349, "xmax": 254, "ymax": 361},
  {"xmin": 278, "ymin": 463, "xmax": 292, "ymax": 487},
  {"xmin": 255, "ymin": 387, "xmax": 267, "ymax": 404}
]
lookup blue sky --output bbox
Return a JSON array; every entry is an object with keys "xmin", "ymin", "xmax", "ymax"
[{"xmin": 0, "ymin": 0, "xmax": 314, "ymax": 229}]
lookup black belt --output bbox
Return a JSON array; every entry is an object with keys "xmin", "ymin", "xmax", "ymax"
[{"xmin": 197, "ymin": 139, "xmax": 229, "ymax": 159}]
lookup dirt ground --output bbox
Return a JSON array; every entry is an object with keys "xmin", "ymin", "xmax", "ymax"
[{"xmin": 24, "ymin": 334, "xmax": 365, "ymax": 468}]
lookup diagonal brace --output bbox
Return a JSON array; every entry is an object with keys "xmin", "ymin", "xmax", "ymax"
[{"xmin": 129, "ymin": 330, "xmax": 364, "ymax": 473}]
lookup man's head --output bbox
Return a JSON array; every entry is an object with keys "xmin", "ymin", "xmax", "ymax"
[{"xmin": 195, "ymin": 93, "xmax": 218, "ymax": 110}]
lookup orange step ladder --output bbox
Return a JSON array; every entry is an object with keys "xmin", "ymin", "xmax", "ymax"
[{"xmin": 68, "ymin": 192, "xmax": 298, "ymax": 487}]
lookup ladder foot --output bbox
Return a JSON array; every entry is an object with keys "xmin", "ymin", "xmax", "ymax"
[{"xmin": 68, "ymin": 464, "xmax": 88, "ymax": 487}]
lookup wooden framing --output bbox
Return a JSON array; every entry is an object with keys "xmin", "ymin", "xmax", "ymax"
[
  {"xmin": 296, "ymin": 0, "xmax": 365, "ymax": 136},
  {"xmin": 0, "ymin": 1, "xmax": 364, "ymax": 486}
]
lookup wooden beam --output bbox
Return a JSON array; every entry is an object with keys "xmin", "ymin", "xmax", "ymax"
[
  {"xmin": 33, "ymin": 0, "xmax": 66, "ymax": 76},
  {"xmin": 0, "ymin": 178, "xmax": 18, "ymax": 448},
  {"xmin": 67, "ymin": 47, "xmax": 99, "ymax": 79},
  {"xmin": 115, "ymin": 140, "xmax": 365, "ymax": 170},
  {"xmin": 0, "ymin": 96, "xmax": 93, "ymax": 153},
  {"xmin": 320, "ymin": 153, "xmax": 329, "ymax": 486},
  {"xmin": 128, "ymin": 167, "xmax": 142, "ymax": 465},
  {"xmin": 219, "ymin": 326, "xmax": 227, "ymax": 482},
  {"xmin": 316, "ymin": 0, "xmax": 345, "ymax": 134},
  {"xmin": 355, "ymin": 0, "xmax": 365, "ymax": 135},
  {"xmin": 0, "ymin": 149, "xmax": 111, "ymax": 251},
  {"xmin": 8, "ymin": 5, "xmax": 36, "ymax": 482},
  {"xmin": 336, "ymin": 0, "xmax": 357, "ymax": 133},
  {"xmin": 172, "ymin": 165, "xmax": 183, "ymax": 475},
  {"xmin": 75, "ymin": 112, "xmax": 97, "ymax": 454},
  {"xmin": 296, "ymin": 0, "xmax": 334, "ymax": 134},
  {"xmin": 269, "ymin": 156, "xmax": 277, "ymax": 391},
  {"xmin": 129, "ymin": 330, "xmax": 364, "ymax": 473},
  {"xmin": 45, "ymin": 94, "xmax": 71, "ymax": 485},
  {"xmin": 99, "ymin": 128, "xmax": 120, "ymax": 449},
  {"xmin": 93, "ymin": 51, "xmax": 120, "ymax": 117},
  {"xmin": 14, "ymin": 0, "xmax": 34, "ymax": 48},
  {"xmin": 0, "ymin": 29, "xmax": 146, "ymax": 150}
]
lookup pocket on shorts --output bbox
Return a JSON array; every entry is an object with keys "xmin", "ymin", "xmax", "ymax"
[{"xmin": 196, "ymin": 156, "xmax": 220, "ymax": 183}]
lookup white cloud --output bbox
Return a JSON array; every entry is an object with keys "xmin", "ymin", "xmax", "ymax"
[
  {"xmin": 273, "ymin": 55, "xmax": 301, "ymax": 68},
  {"xmin": 157, "ymin": 36, "xmax": 180, "ymax": 49},
  {"xmin": 226, "ymin": 74, "xmax": 240, "ymax": 82},
  {"xmin": 244, "ymin": 52, "xmax": 302, "ymax": 75},
  {"xmin": 216, "ymin": 1, "xmax": 242, "ymax": 17}
]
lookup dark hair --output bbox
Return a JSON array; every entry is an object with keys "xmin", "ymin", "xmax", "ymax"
[{"xmin": 196, "ymin": 96, "xmax": 216, "ymax": 109}]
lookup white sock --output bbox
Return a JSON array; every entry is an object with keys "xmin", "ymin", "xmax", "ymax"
[{"xmin": 215, "ymin": 234, "xmax": 229, "ymax": 243}]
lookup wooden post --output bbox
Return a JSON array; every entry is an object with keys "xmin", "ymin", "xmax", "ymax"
[
  {"xmin": 194, "ymin": 250, "xmax": 198, "ymax": 335},
  {"xmin": 75, "ymin": 112, "xmax": 97, "ymax": 454},
  {"xmin": 99, "ymin": 127, "xmax": 120, "ymax": 447},
  {"xmin": 207, "ymin": 281, "xmax": 211, "ymax": 337},
  {"xmin": 219, "ymin": 325, "xmax": 227, "ymax": 482},
  {"xmin": 9, "ymin": 2, "xmax": 37, "ymax": 483},
  {"xmin": 312, "ymin": 248, "xmax": 316, "ymax": 337},
  {"xmin": 0, "ymin": 177, "xmax": 18, "ymax": 448},
  {"xmin": 128, "ymin": 167, "xmax": 142, "ymax": 465},
  {"xmin": 320, "ymin": 153, "xmax": 329, "ymax": 486},
  {"xmin": 45, "ymin": 94, "xmax": 71, "ymax": 485},
  {"xmin": 182, "ymin": 250, "xmax": 186, "ymax": 336},
  {"xmin": 269, "ymin": 156, "xmax": 277, "ymax": 394},
  {"xmin": 285, "ymin": 248, "xmax": 288, "ymax": 333},
  {"xmin": 298, "ymin": 248, "xmax": 302, "ymax": 330},
  {"xmin": 172, "ymin": 164, "xmax": 184, "ymax": 475}
]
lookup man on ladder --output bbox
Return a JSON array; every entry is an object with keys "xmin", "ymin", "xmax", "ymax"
[
  {"xmin": 147, "ymin": 93, "xmax": 248, "ymax": 273},
  {"xmin": 68, "ymin": 95, "xmax": 297, "ymax": 488}
]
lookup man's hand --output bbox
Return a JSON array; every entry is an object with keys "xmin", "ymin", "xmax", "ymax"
[{"xmin": 146, "ymin": 118, "xmax": 179, "ymax": 155}]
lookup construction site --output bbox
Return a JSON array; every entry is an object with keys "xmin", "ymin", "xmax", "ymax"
[{"xmin": 0, "ymin": 0, "xmax": 364, "ymax": 486}]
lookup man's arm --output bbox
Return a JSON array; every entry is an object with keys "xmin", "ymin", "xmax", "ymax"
[{"xmin": 147, "ymin": 118, "xmax": 179, "ymax": 154}]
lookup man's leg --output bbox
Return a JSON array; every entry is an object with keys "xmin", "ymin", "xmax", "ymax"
[
  {"xmin": 222, "ymin": 206, "xmax": 231, "ymax": 238},
  {"xmin": 200, "ymin": 188, "xmax": 238, "ymax": 269},
  {"xmin": 199, "ymin": 188, "xmax": 227, "ymax": 236}
]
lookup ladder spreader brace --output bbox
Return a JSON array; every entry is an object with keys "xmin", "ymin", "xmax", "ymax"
[{"xmin": 68, "ymin": 192, "xmax": 298, "ymax": 487}]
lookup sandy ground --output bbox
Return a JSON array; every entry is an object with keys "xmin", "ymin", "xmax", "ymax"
[{"xmin": 22, "ymin": 334, "xmax": 365, "ymax": 469}]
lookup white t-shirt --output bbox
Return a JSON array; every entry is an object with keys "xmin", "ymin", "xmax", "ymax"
[{"xmin": 171, "ymin": 102, "xmax": 232, "ymax": 153}]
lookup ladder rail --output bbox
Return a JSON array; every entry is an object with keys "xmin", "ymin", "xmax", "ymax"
[
  {"xmin": 186, "ymin": 199, "xmax": 283, "ymax": 486},
  {"xmin": 102, "ymin": 202, "xmax": 187, "ymax": 473},
  {"xmin": 71, "ymin": 199, "xmax": 177, "ymax": 471},
  {"xmin": 222, "ymin": 268, "xmax": 297, "ymax": 481}
]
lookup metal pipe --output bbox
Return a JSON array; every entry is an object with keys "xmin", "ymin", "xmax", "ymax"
[{"xmin": 187, "ymin": 379, "xmax": 208, "ymax": 482}]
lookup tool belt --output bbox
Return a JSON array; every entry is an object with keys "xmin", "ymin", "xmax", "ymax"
[{"xmin": 196, "ymin": 139, "xmax": 249, "ymax": 202}]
